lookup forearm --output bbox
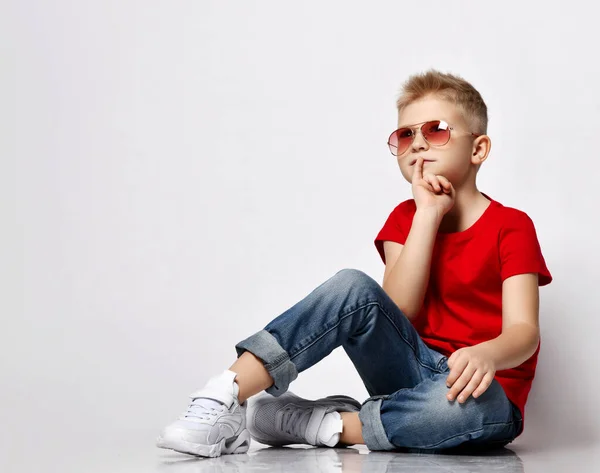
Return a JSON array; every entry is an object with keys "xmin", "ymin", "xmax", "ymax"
[
  {"xmin": 382, "ymin": 209, "xmax": 442, "ymax": 321},
  {"xmin": 477, "ymin": 323, "xmax": 540, "ymax": 371}
]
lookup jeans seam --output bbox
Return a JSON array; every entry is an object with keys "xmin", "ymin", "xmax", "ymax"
[
  {"xmin": 287, "ymin": 300, "xmax": 441, "ymax": 374},
  {"xmin": 415, "ymin": 420, "xmax": 518, "ymax": 449},
  {"xmin": 436, "ymin": 356, "xmax": 448, "ymax": 371},
  {"xmin": 263, "ymin": 352, "xmax": 290, "ymax": 370}
]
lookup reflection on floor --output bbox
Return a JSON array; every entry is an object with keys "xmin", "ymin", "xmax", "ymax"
[{"xmin": 157, "ymin": 444, "xmax": 528, "ymax": 473}]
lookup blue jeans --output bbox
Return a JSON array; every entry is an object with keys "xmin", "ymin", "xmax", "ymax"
[{"xmin": 235, "ymin": 268, "xmax": 523, "ymax": 453}]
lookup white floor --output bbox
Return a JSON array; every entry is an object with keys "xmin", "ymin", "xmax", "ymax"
[
  {"xmin": 5, "ymin": 437, "xmax": 599, "ymax": 473},
  {"xmin": 155, "ymin": 443, "xmax": 600, "ymax": 473}
]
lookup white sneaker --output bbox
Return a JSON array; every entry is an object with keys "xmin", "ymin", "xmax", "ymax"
[
  {"xmin": 246, "ymin": 391, "xmax": 362, "ymax": 447},
  {"xmin": 156, "ymin": 370, "xmax": 251, "ymax": 457}
]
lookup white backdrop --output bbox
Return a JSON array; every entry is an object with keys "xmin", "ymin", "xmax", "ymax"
[{"xmin": 3, "ymin": 0, "xmax": 599, "ymax": 470}]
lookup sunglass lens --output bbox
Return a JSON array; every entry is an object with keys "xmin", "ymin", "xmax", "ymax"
[
  {"xmin": 388, "ymin": 128, "xmax": 412, "ymax": 156},
  {"xmin": 422, "ymin": 120, "xmax": 450, "ymax": 146}
]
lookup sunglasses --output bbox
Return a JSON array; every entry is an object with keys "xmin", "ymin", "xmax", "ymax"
[{"xmin": 387, "ymin": 119, "xmax": 481, "ymax": 157}]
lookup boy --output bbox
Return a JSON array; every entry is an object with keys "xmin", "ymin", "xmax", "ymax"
[{"xmin": 156, "ymin": 69, "xmax": 552, "ymax": 456}]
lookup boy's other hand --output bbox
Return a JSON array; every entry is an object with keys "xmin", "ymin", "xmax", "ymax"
[
  {"xmin": 445, "ymin": 345, "xmax": 497, "ymax": 404},
  {"xmin": 411, "ymin": 157, "xmax": 455, "ymax": 218}
]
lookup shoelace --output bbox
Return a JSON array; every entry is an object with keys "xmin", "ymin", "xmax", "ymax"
[
  {"xmin": 183, "ymin": 398, "xmax": 227, "ymax": 421},
  {"xmin": 279, "ymin": 405, "xmax": 312, "ymax": 440}
]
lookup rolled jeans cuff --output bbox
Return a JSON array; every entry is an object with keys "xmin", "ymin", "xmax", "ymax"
[
  {"xmin": 359, "ymin": 397, "xmax": 396, "ymax": 451},
  {"xmin": 234, "ymin": 329, "xmax": 298, "ymax": 397}
]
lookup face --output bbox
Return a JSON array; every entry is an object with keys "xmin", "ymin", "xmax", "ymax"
[{"xmin": 394, "ymin": 95, "xmax": 487, "ymax": 187}]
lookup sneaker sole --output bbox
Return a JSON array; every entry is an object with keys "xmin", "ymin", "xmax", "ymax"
[{"xmin": 156, "ymin": 428, "xmax": 251, "ymax": 457}]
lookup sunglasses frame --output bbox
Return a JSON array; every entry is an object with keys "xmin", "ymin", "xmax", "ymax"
[{"xmin": 387, "ymin": 119, "xmax": 481, "ymax": 157}]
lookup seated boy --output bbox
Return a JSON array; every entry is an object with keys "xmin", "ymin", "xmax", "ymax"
[{"xmin": 156, "ymin": 69, "xmax": 552, "ymax": 456}]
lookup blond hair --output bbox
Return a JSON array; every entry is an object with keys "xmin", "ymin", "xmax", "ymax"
[{"xmin": 396, "ymin": 69, "xmax": 488, "ymax": 135}]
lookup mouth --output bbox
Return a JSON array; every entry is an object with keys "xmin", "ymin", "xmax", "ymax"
[{"xmin": 409, "ymin": 158, "xmax": 435, "ymax": 166}]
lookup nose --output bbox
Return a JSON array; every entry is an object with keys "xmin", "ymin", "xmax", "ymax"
[{"xmin": 410, "ymin": 128, "xmax": 429, "ymax": 152}]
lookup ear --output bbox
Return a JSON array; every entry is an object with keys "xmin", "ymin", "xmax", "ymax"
[{"xmin": 471, "ymin": 134, "xmax": 491, "ymax": 166}]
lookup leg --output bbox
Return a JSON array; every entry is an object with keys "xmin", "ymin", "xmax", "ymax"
[
  {"xmin": 228, "ymin": 351, "xmax": 273, "ymax": 404},
  {"xmin": 360, "ymin": 370, "xmax": 523, "ymax": 452},
  {"xmin": 339, "ymin": 412, "xmax": 365, "ymax": 445},
  {"xmin": 233, "ymin": 268, "xmax": 446, "ymax": 398},
  {"xmin": 232, "ymin": 268, "xmax": 453, "ymax": 449}
]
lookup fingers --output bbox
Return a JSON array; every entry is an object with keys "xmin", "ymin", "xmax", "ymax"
[
  {"xmin": 422, "ymin": 174, "xmax": 452, "ymax": 194},
  {"xmin": 447, "ymin": 367, "xmax": 494, "ymax": 403},
  {"xmin": 412, "ymin": 157, "xmax": 424, "ymax": 181},
  {"xmin": 455, "ymin": 369, "xmax": 485, "ymax": 403},
  {"xmin": 437, "ymin": 175, "xmax": 453, "ymax": 194},
  {"xmin": 423, "ymin": 174, "xmax": 442, "ymax": 193},
  {"xmin": 447, "ymin": 362, "xmax": 476, "ymax": 401},
  {"xmin": 445, "ymin": 351, "xmax": 466, "ymax": 386},
  {"xmin": 472, "ymin": 372, "xmax": 495, "ymax": 399}
]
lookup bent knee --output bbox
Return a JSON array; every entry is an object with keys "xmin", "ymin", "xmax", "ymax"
[
  {"xmin": 334, "ymin": 268, "xmax": 380, "ymax": 290},
  {"xmin": 382, "ymin": 378, "xmax": 513, "ymax": 450}
]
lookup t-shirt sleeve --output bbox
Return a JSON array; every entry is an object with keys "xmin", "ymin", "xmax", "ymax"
[
  {"xmin": 374, "ymin": 202, "xmax": 410, "ymax": 265},
  {"xmin": 499, "ymin": 211, "xmax": 552, "ymax": 286}
]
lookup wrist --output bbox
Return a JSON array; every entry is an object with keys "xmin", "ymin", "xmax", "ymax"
[{"xmin": 414, "ymin": 208, "xmax": 444, "ymax": 226}]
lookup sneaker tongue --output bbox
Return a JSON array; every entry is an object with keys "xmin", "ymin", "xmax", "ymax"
[
  {"xmin": 190, "ymin": 369, "xmax": 239, "ymax": 408},
  {"xmin": 192, "ymin": 397, "xmax": 224, "ymax": 410}
]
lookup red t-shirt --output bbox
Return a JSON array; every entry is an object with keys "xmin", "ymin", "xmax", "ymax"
[{"xmin": 374, "ymin": 193, "xmax": 552, "ymax": 434}]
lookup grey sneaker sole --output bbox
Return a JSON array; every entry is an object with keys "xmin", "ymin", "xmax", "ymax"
[
  {"xmin": 246, "ymin": 391, "xmax": 362, "ymax": 446},
  {"xmin": 156, "ymin": 428, "xmax": 251, "ymax": 457}
]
